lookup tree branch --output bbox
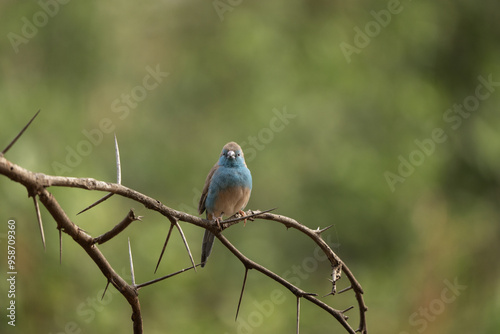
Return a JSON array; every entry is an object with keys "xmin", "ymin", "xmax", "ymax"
[
  {"xmin": 0, "ymin": 116, "xmax": 368, "ymax": 333},
  {"xmin": 93, "ymin": 209, "xmax": 142, "ymax": 245},
  {"xmin": 36, "ymin": 183, "xmax": 143, "ymax": 333}
]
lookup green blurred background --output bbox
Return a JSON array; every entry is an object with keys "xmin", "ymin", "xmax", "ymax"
[{"xmin": 1, "ymin": 1, "xmax": 500, "ymax": 333}]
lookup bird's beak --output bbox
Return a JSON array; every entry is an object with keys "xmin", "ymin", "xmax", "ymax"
[{"xmin": 227, "ymin": 150, "xmax": 236, "ymax": 159}]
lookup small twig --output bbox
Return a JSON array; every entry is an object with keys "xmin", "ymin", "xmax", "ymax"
[
  {"xmin": 136, "ymin": 264, "xmax": 200, "ymax": 289},
  {"xmin": 235, "ymin": 267, "xmax": 249, "ymax": 321},
  {"xmin": 30, "ymin": 183, "xmax": 143, "ymax": 333},
  {"xmin": 128, "ymin": 238, "xmax": 136, "ymax": 286},
  {"xmin": 32, "ymin": 195, "xmax": 46, "ymax": 250},
  {"xmin": 154, "ymin": 223, "xmax": 175, "ymax": 274},
  {"xmin": 1, "ymin": 110, "xmax": 40, "ymax": 155},
  {"xmin": 93, "ymin": 209, "xmax": 141, "ymax": 245}
]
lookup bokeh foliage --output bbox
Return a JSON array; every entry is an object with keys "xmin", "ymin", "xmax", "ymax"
[{"xmin": 1, "ymin": 1, "xmax": 499, "ymax": 333}]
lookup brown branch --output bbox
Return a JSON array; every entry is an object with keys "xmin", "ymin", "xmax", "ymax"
[
  {"xmin": 35, "ymin": 185, "xmax": 143, "ymax": 333},
  {"xmin": 0, "ymin": 153, "xmax": 368, "ymax": 334},
  {"xmin": 93, "ymin": 209, "xmax": 142, "ymax": 245},
  {"xmin": 254, "ymin": 211, "xmax": 367, "ymax": 333},
  {"xmin": 214, "ymin": 232, "xmax": 357, "ymax": 334}
]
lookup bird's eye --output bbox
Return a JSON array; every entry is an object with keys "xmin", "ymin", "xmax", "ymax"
[{"xmin": 237, "ymin": 153, "xmax": 241, "ymax": 157}]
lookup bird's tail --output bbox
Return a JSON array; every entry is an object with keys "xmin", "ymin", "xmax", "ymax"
[{"xmin": 201, "ymin": 229, "xmax": 215, "ymax": 267}]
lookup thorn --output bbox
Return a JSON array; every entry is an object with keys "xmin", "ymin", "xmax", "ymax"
[
  {"xmin": 296, "ymin": 297, "xmax": 300, "ymax": 334},
  {"xmin": 77, "ymin": 135, "xmax": 121, "ymax": 215},
  {"xmin": 235, "ymin": 268, "xmax": 249, "ymax": 321},
  {"xmin": 175, "ymin": 221, "xmax": 196, "ymax": 272},
  {"xmin": 2, "ymin": 110, "xmax": 40, "ymax": 155},
  {"xmin": 114, "ymin": 133, "xmax": 121, "ymax": 184},
  {"xmin": 154, "ymin": 224, "xmax": 175, "ymax": 274},
  {"xmin": 341, "ymin": 305, "xmax": 354, "ymax": 314},
  {"xmin": 128, "ymin": 238, "xmax": 136, "ymax": 286},
  {"xmin": 136, "ymin": 264, "xmax": 200, "ymax": 289},
  {"xmin": 338, "ymin": 286, "xmax": 353, "ymax": 294},
  {"xmin": 32, "ymin": 196, "xmax": 46, "ymax": 250},
  {"xmin": 101, "ymin": 280, "xmax": 111, "ymax": 300},
  {"xmin": 315, "ymin": 224, "xmax": 333, "ymax": 234},
  {"xmin": 59, "ymin": 227, "xmax": 62, "ymax": 265},
  {"xmin": 77, "ymin": 193, "xmax": 114, "ymax": 215}
]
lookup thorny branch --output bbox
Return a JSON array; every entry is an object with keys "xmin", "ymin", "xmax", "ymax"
[{"xmin": 0, "ymin": 113, "xmax": 368, "ymax": 334}]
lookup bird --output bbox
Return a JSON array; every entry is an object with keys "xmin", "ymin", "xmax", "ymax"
[{"xmin": 198, "ymin": 141, "xmax": 252, "ymax": 267}]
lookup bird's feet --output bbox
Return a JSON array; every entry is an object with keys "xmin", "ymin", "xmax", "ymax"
[
  {"xmin": 238, "ymin": 210, "xmax": 248, "ymax": 227},
  {"xmin": 214, "ymin": 216, "xmax": 223, "ymax": 230}
]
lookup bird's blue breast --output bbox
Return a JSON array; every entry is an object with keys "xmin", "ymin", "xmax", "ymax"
[{"xmin": 205, "ymin": 165, "xmax": 252, "ymax": 212}]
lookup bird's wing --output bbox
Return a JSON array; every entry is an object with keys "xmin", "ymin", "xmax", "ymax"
[{"xmin": 198, "ymin": 163, "xmax": 219, "ymax": 215}]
